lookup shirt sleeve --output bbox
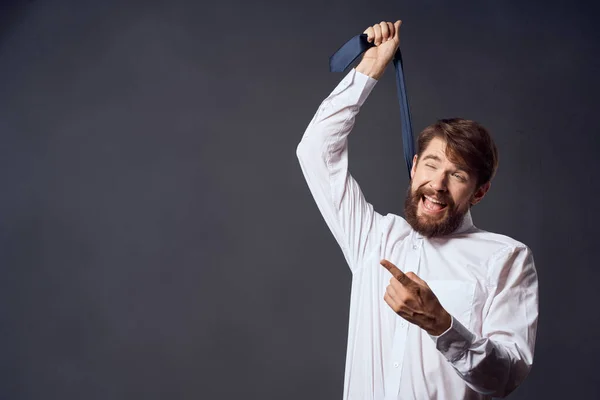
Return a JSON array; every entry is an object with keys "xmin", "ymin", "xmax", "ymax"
[
  {"xmin": 296, "ymin": 69, "xmax": 382, "ymax": 273},
  {"xmin": 429, "ymin": 245, "xmax": 539, "ymax": 398}
]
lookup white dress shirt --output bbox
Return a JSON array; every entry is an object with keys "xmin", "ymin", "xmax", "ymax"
[{"xmin": 296, "ymin": 69, "xmax": 539, "ymax": 399}]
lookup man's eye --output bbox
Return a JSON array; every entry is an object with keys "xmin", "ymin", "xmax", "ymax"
[
  {"xmin": 426, "ymin": 164, "xmax": 436, "ymax": 169},
  {"xmin": 453, "ymin": 173, "xmax": 466, "ymax": 181}
]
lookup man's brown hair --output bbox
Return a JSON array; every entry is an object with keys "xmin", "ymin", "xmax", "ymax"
[{"xmin": 417, "ymin": 118, "xmax": 499, "ymax": 187}]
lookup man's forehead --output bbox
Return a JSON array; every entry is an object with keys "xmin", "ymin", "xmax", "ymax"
[
  {"xmin": 425, "ymin": 136, "xmax": 447, "ymax": 152},
  {"xmin": 421, "ymin": 137, "xmax": 448, "ymax": 159},
  {"xmin": 421, "ymin": 138, "xmax": 469, "ymax": 171}
]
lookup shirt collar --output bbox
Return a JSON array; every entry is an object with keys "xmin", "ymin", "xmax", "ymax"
[{"xmin": 455, "ymin": 209, "xmax": 474, "ymax": 234}]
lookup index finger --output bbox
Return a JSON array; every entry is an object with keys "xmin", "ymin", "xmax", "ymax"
[{"xmin": 380, "ymin": 259, "xmax": 410, "ymax": 285}]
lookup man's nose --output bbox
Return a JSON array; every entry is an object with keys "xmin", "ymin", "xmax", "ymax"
[{"xmin": 429, "ymin": 171, "xmax": 448, "ymax": 191}]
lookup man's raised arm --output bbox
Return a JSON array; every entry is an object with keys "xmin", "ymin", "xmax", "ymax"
[{"xmin": 296, "ymin": 21, "xmax": 402, "ymax": 273}]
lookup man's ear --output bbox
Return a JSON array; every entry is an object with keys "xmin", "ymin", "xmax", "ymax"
[
  {"xmin": 471, "ymin": 181, "xmax": 491, "ymax": 205},
  {"xmin": 410, "ymin": 155, "xmax": 418, "ymax": 180}
]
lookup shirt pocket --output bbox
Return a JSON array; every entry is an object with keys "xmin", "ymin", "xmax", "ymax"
[{"xmin": 427, "ymin": 279, "xmax": 475, "ymax": 329}]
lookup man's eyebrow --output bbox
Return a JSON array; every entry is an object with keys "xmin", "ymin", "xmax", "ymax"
[{"xmin": 421, "ymin": 154, "xmax": 442, "ymax": 162}]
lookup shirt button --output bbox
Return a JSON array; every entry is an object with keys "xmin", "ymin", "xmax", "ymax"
[
  {"xmin": 412, "ymin": 244, "xmax": 417, "ymax": 250},
  {"xmin": 393, "ymin": 362, "xmax": 399, "ymax": 368}
]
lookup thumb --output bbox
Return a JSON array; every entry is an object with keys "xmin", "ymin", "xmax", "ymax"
[{"xmin": 394, "ymin": 20, "xmax": 402, "ymax": 39}]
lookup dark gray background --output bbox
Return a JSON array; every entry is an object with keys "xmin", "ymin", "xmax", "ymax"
[{"xmin": 1, "ymin": 0, "xmax": 598, "ymax": 398}]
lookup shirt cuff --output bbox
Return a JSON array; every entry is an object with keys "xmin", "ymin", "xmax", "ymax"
[
  {"xmin": 429, "ymin": 315, "xmax": 476, "ymax": 363},
  {"xmin": 328, "ymin": 68, "xmax": 378, "ymax": 107}
]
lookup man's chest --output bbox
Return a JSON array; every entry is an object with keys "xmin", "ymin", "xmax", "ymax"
[{"xmin": 359, "ymin": 236, "xmax": 492, "ymax": 332}]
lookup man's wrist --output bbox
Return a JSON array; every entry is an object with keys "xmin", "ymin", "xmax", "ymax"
[
  {"xmin": 426, "ymin": 309, "xmax": 452, "ymax": 336},
  {"xmin": 355, "ymin": 59, "xmax": 388, "ymax": 80}
]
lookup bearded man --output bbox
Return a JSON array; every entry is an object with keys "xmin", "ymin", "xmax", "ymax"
[{"xmin": 296, "ymin": 20, "xmax": 539, "ymax": 400}]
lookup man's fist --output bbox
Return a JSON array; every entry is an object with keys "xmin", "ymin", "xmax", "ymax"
[
  {"xmin": 356, "ymin": 20, "xmax": 402, "ymax": 80},
  {"xmin": 380, "ymin": 259, "xmax": 452, "ymax": 336}
]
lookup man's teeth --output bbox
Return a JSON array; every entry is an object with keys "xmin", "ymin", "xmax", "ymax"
[{"xmin": 424, "ymin": 195, "xmax": 446, "ymax": 206}]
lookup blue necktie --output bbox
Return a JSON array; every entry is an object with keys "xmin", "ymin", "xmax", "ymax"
[{"xmin": 329, "ymin": 34, "xmax": 415, "ymax": 175}]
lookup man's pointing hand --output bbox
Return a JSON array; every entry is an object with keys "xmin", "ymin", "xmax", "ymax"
[{"xmin": 380, "ymin": 259, "xmax": 452, "ymax": 336}]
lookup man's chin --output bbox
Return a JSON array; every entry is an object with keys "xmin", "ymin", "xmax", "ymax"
[
  {"xmin": 417, "ymin": 210, "xmax": 446, "ymax": 220},
  {"xmin": 416, "ymin": 209, "xmax": 448, "ymax": 225}
]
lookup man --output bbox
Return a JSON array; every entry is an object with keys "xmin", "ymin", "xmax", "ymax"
[{"xmin": 296, "ymin": 20, "xmax": 539, "ymax": 399}]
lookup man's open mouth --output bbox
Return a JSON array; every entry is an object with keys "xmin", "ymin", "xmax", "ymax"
[{"xmin": 422, "ymin": 195, "xmax": 448, "ymax": 212}]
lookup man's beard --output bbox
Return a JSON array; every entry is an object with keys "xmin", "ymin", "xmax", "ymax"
[{"xmin": 403, "ymin": 185, "xmax": 468, "ymax": 238}]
